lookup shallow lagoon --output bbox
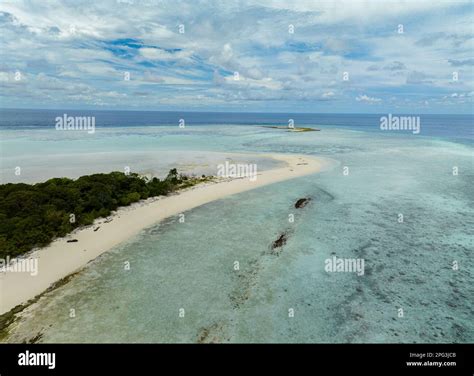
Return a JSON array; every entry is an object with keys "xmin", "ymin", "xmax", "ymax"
[{"xmin": 1, "ymin": 123, "xmax": 473, "ymax": 343}]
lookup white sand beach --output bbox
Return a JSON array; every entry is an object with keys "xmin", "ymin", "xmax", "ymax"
[{"xmin": 0, "ymin": 153, "xmax": 333, "ymax": 315}]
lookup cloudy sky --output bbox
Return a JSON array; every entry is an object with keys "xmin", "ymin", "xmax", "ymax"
[{"xmin": 0, "ymin": 0, "xmax": 473, "ymax": 113}]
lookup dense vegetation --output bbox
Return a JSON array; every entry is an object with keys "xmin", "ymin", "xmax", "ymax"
[{"xmin": 0, "ymin": 169, "xmax": 203, "ymax": 259}]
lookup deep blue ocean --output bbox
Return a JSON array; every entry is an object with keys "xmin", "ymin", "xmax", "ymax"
[{"xmin": 1, "ymin": 109, "xmax": 472, "ymax": 145}]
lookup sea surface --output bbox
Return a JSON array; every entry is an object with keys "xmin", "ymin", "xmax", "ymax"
[{"xmin": 0, "ymin": 109, "xmax": 472, "ymax": 343}]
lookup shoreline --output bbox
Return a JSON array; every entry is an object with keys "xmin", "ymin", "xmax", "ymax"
[{"xmin": 0, "ymin": 153, "xmax": 334, "ymax": 315}]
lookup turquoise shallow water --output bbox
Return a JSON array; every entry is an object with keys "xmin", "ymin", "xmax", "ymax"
[{"xmin": 1, "ymin": 124, "xmax": 473, "ymax": 343}]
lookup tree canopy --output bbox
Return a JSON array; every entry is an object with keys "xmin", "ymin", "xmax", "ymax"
[{"xmin": 0, "ymin": 170, "xmax": 193, "ymax": 259}]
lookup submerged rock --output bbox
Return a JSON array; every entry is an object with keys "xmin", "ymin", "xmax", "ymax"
[
  {"xmin": 272, "ymin": 233, "xmax": 287, "ymax": 250},
  {"xmin": 196, "ymin": 322, "xmax": 228, "ymax": 344},
  {"xmin": 26, "ymin": 331, "xmax": 44, "ymax": 344},
  {"xmin": 295, "ymin": 198, "xmax": 311, "ymax": 208}
]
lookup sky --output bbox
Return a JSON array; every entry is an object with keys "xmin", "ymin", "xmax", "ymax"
[{"xmin": 0, "ymin": 0, "xmax": 473, "ymax": 114}]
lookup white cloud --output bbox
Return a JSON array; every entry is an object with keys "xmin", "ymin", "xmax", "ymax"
[
  {"xmin": 322, "ymin": 91, "xmax": 335, "ymax": 98},
  {"xmin": 356, "ymin": 94, "xmax": 382, "ymax": 103},
  {"xmin": 139, "ymin": 48, "xmax": 191, "ymax": 62},
  {"xmin": 0, "ymin": 0, "xmax": 472, "ymax": 111}
]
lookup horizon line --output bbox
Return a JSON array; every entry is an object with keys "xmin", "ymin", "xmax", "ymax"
[{"xmin": 1, "ymin": 107, "xmax": 472, "ymax": 117}]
